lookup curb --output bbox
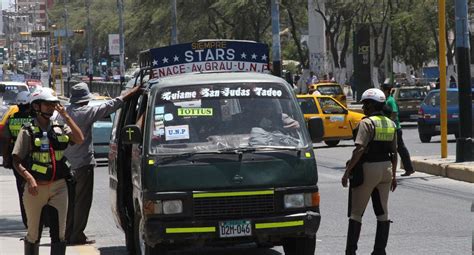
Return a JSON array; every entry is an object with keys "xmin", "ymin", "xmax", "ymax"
[{"xmin": 408, "ymin": 156, "xmax": 474, "ymax": 183}]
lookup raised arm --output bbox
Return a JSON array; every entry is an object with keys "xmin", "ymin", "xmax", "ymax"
[{"xmin": 55, "ymin": 104, "xmax": 84, "ymax": 144}]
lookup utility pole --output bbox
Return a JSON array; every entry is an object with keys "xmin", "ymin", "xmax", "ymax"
[
  {"xmin": 63, "ymin": 0, "xmax": 70, "ymax": 92},
  {"xmin": 438, "ymin": 0, "xmax": 448, "ymax": 158},
  {"xmin": 46, "ymin": 11, "xmax": 51, "ymax": 87},
  {"xmin": 271, "ymin": 0, "xmax": 281, "ymax": 77},
  {"xmin": 454, "ymin": 0, "xmax": 473, "ymax": 162},
  {"xmin": 86, "ymin": 0, "xmax": 93, "ymax": 85},
  {"xmin": 117, "ymin": 0, "xmax": 125, "ymax": 84},
  {"xmin": 34, "ymin": 1, "xmax": 39, "ymax": 71},
  {"xmin": 171, "ymin": 0, "xmax": 178, "ymax": 45}
]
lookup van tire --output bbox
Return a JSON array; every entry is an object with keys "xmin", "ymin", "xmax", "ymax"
[
  {"xmin": 282, "ymin": 235, "xmax": 316, "ymax": 255},
  {"xmin": 134, "ymin": 213, "xmax": 168, "ymax": 255},
  {"xmin": 419, "ymin": 134, "xmax": 431, "ymax": 143},
  {"xmin": 324, "ymin": 140, "xmax": 340, "ymax": 147}
]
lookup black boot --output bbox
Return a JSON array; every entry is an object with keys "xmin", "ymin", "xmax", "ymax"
[
  {"xmin": 345, "ymin": 219, "xmax": 362, "ymax": 255},
  {"xmin": 50, "ymin": 241, "xmax": 66, "ymax": 255},
  {"xmin": 371, "ymin": 220, "xmax": 391, "ymax": 255},
  {"xmin": 24, "ymin": 240, "xmax": 39, "ymax": 255}
]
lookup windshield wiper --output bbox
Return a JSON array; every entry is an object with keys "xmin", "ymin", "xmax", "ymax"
[
  {"xmin": 250, "ymin": 145, "xmax": 302, "ymax": 151},
  {"xmin": 159, "ymin": 151, "xmax": 218, "ymax": 160},
  {"xmin": 217, "ymin": 147, "xmax": 257, "ymax": 154}
]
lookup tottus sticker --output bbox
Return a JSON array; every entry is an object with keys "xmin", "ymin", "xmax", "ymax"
[{"xmin": 148, "ymin": 41, "xmax": 270, "ymax": 78}]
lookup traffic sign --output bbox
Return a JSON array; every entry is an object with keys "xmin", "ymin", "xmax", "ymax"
[
  {"xmin": 53, "ymin": 29, "xmax": 73, "ymax": 37},
  {"xmin": 31, "ymin": 30, "xmax": 51, "ymax": 37}
]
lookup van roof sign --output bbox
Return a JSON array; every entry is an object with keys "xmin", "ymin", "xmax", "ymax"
[{"xmin": 139, "ymin": 40, "xmax": 270, "ymax": 78}]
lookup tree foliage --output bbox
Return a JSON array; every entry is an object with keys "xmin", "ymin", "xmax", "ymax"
[{"xmin": 47, "ymin": 0, "xmax": 458, "ymax": 72}]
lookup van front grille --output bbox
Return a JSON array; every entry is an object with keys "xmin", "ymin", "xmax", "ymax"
[{"xmin": 193, "ymin": 194, "xmax": 275, "ymax": 220}]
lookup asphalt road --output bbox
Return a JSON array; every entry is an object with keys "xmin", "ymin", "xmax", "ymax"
[
  {"xmin": 1, "ymin": 124, "xmax": 470, "ymax": 254},
  {"xmin": 81, "ymin": 124, "xmax": 471, "ymax": 255}
]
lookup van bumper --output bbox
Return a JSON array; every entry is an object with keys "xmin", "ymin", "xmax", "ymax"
[{"xmin": 143, "ymin": 210, "xmax": 321, "ymax": 246}]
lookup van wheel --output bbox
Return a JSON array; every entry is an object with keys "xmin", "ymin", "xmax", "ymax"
[
  {"xmin": 324, "ymin": 140, "xmax": 339, "ymax": 147},
  {"xmin": 134, "ymin": 213, "xmax": 168, "ymax": 255},
  {"xmin": 282, "ymin": 235, "xmax": 316, "ymax": 255},
  {"xmin": 419, "ymin": 134, "xmax": 431, "ymax": 143}
]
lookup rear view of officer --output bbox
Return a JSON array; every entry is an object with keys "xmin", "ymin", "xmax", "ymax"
[
  {"xmin": 2, "ymin": 91, "xmax": 32, "ymax": 227},
  {"xmin": 342, "ymin": 88, "xmax": 398, "ymax": 255}
]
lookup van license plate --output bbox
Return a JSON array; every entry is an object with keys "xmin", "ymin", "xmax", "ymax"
[{"xmin": 219, "ymin": 220, "xmax": 252, "ymax": 238}]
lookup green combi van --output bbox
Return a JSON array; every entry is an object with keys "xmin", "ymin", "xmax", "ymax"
[{"xmin": 109, "ymin": 41, "xmax": 323, "ymax": 255}]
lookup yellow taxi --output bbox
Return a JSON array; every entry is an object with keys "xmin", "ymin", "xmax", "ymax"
[
  {"xmin": 308, "ymin": 81, "xmax": 347, "ymax": 106},
  {"xmin": 0, "ymin": 104, "xmax": 18, "ymax": 137},
  {"xmin": 297, "ymin": 94, "xmax": 365, "ymax": 146}
]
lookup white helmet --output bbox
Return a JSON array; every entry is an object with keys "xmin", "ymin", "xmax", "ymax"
[
  {"xmin": 29, "ymin": 87, "xmax": 59, "ymax": 104},
  {"xmin": 16, "ymin": 91, "xmax": 31, "ymax": 105},
  {"xmin": 361, "ymin": 88, "xmax": 386, "ymax": 103}
]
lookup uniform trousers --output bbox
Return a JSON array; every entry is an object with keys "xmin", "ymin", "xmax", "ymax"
[
  {"xmin": 23, "ymin": 179, "xmax": 68, "ymax": 243},
  {"xmin": 350, "ymin": 161, "xmax": 392, "ymax": 223}
]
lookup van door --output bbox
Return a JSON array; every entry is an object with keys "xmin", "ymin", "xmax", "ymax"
[{"xmin": 108, "ymin": 92, "xmax": 141, "ymax": 252}]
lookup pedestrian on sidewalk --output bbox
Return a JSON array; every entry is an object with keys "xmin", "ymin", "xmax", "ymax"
[
  {"xmin": 342, "ymin": 88, "xmax": 398, "ymax": 255},
  {"xmin": 12, "ymin": 87, "xmax": 84, "ymax": 255},
  {"xmin": 306, "ymin": 71, "xmax": 319, "ymax": 93},
  {"xmin": 64, "ymin": 82, "xmax": 142, "ymax": 245},
  {"xmin": 381, "ymin": 82, "xmax": 415, "ymax": 176}
]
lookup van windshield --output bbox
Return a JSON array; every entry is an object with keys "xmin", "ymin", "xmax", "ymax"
[
  {"xmin": 0, "ymin": 84, "xmax": 29, "ymax": 105},
  {"xmin": 149, "ymin": 83, "xmax": 309, "ymax": 154}
]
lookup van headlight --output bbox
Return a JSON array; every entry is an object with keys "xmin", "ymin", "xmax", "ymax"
[
  {"xmin": 284, "ymin": 194, "xmax": 305, "ymax": 208},
  {"xmin": 162, "ymin": 200, "xmax": 183, "ymax": 214}
]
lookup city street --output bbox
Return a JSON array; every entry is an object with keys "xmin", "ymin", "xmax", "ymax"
[{"xmin": 1, "ymin": 124, "xmax": 470, "ymax": 254}]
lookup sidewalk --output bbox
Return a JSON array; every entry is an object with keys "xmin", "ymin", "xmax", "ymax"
[
  {"xmin": 0, "ymin": 170, "xmax": 99, "ymax": 255},
  {"xmin": 407, "ymin": 155, "xmax": 474, "ymax": 183}
]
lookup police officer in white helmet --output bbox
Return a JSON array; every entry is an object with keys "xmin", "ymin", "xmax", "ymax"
[
  {"xmin": 12, "ymin": 87, "xmax": 84, "ymax": 255},
  {"xmin": 342, "ymin": 88, "xmax": 398, "ymax": 255}
]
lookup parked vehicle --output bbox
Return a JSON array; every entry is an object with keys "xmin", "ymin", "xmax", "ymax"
[
  {"xmin": 391, "ymin": 86, "xmax": 428, "ymax": 122},
  {"xmin": 307, "ymin": 82, "xmax": 347, "ymax": 106},
  {"xmin": 109, "ymin": 41, "xmax": 324, "ymax": 255},
  {"xmin": 0, "ymin": 82, "xmax": 29, "ymax": 148},
  {"xmin": 25, "ymin": 79, "xmax": 43, "ymax": 93},
  {"xmin": 88, "ymin": 96, "xmax": 114, "ymax": 158},
  {"xmin": 297, "ymin": 94, "xmax": 364, "ymax": 146},
  {"xmin": 417, "ymin": 88, "xmax": 474, "ymax": 143}
]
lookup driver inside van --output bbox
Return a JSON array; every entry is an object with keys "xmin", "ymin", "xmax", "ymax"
[{"xmin": 250, "ymin": 99, "xmax": 300, "ymax": 132}]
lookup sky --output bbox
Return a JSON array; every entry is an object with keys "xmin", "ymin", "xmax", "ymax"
[{"xmin": 2, "ymin": 0, "xmax": 12, "ymax": 10}]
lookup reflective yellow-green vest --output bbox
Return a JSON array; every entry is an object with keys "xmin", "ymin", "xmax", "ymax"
[
  {"xmin": 8, "ymin": 112, "xmax": 32, "ymax": 140},
  {"xmin": 25, "ymin": 122, "xmax": 71, "ymax": 181},
  {"xmin": 365, "ymin": 115, "xmax": 396, "ymax": 162},
  {"xmin": 369, "ymin": 116, "xmax": 396, "ymax": 142}
]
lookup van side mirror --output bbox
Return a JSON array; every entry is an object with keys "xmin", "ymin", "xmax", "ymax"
[
  {"xmin": 308, "ymin": 117, "xmax": 324, "ymax": 143},
  {"xmin": 121, "ymin": 125, "xmax": 142, "ymax": 144}
]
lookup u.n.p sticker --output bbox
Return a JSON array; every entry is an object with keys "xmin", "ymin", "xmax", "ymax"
[{"xmin": 164, "ymin": 125, "xmax": 190, "ymax": 141}]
